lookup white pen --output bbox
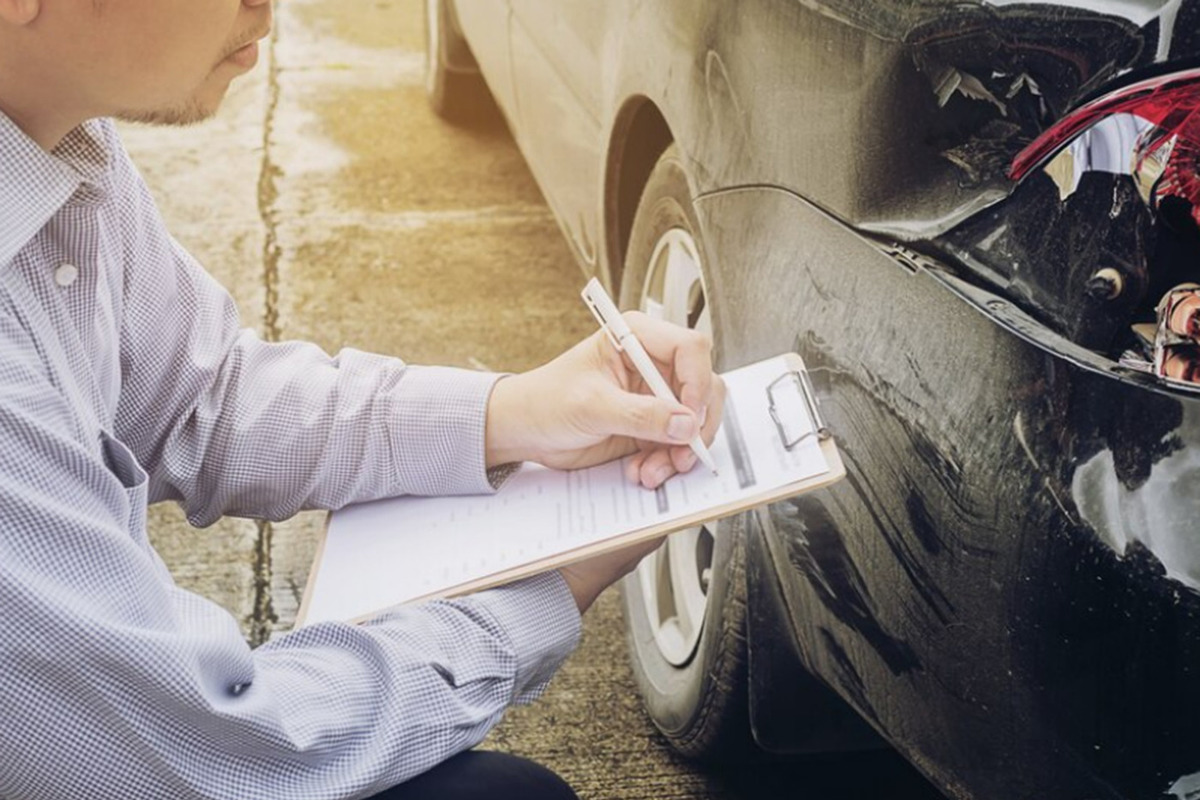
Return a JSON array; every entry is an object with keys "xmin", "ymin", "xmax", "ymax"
[{"xmin": 581, "ymin": 277, "xmax": 719, "ymax": 475}]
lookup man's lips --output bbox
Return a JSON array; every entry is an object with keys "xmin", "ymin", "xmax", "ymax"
[
  {"xmin": 222, "ymin": 26, "xmax": 272, "ymax": 64},
  {"xmin": 226, "ymin": 41, "xmax": 260, "ymax": 69}
]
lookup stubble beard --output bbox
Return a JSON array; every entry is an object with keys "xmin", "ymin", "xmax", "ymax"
[
  {"xmin": 114, "ymin": 60, "xmax": 231, "ymax": 128},
  {"xmin": 114, "ymin": 24, "xmax": 264, "ymax": 129},
  {"xmin": 116, "ymin": 97, "xmax": 216, "ymax": 127}
]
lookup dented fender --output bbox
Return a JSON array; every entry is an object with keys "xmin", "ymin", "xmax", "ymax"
[{"xmin": 696, "ymin": 183, "xmax": 1200, "ymax": 799}]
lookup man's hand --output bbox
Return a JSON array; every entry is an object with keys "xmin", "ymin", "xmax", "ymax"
[
  {"xmin": 559, "ymin": 537, "xmax": 666, "ymax": 614},
  {"xmin": 485, "ymin": 311, "xmax": 725, "ymax": 489}
]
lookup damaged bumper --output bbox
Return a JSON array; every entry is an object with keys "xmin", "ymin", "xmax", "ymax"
[{"xmin": 695, "ymin": 183, "xmax": 1200, "ymax": 799}]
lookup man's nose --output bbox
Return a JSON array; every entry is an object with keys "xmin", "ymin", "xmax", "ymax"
[{"xmin": 243, "ymin": 0, "xmax": 271, "ymax": 7}]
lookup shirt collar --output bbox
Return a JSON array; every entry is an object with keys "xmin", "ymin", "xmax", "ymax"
[{"xmin": 0, "ymin": 111, "xmax": 116, "ymax": 268}]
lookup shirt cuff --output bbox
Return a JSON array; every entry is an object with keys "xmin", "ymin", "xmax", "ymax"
[
  {"xmin": 471, "ymin": 571, "xmax": 582, "ymax": 704},
  {"xmin": 386, "ymin": 366, "xmax": 503, "ymax": 496}
]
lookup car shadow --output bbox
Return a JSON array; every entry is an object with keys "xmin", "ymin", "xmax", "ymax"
[
  {"xmin": 445, "ymin": 93, "xmax": 509, "ymax": 138},
  {"xmin": 708, "ymin": 750, "xmax": 944, "ymax": 799}
]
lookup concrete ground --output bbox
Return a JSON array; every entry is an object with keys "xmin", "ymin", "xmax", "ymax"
[{"xmin": 123, "ymin": 1, "xmax": 940, "ymax": 798}]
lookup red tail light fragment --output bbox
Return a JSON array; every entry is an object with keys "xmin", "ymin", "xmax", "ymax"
[
  {"xmin": 1009, "ymin": 68, "xmax": 1200, "ymax": 388},
  {"xmin": 1011, "ymin": 69, "xmax": 1200, "ymax": 231},
  {"xmin": 1010, "ymin": 68, "xmax": 1200, "ymax": 182}
]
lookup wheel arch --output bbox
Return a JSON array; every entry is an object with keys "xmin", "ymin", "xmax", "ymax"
[{"xmin": 604, "ymin": 97, "xmax": 675, "ymax": 297}]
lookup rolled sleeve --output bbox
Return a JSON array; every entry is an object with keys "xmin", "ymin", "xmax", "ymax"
[
  {"xmin": 463, "ymin": 572, "xmax": 582, "ymax": 704},
  {"xmin": 113, "ymin": 153, "xmax": 514, "ymax": 520},
  {"xmin": 0, "ymin": 355, "xmax": 584, "ymax": 797},
  {"xmin": 384, "ymin": 365, "xmax": 503, "ymax": 497}
]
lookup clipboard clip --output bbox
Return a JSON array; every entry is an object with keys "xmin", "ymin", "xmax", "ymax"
[{"xmin": 767, "ymin": 370, "xmax": 831, "ymax": 449}]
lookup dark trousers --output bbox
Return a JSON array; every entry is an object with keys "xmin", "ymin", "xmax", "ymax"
[{"xmin": 369, "ymin": 751, "xmax": 579, "ymax": 800}]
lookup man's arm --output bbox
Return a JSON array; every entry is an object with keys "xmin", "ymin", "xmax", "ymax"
[
  {"xmin": 112, "ymin": 135, "xmax": 725, "ymax": 521},
  {"xmin": 0, "ymin": 329, "xmax": 580, "ymax": 798},
  {"xmin": 113, "ymin": 156, "xmax": 498, "ymax": 524}
]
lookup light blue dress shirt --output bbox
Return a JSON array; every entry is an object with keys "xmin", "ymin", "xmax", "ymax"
[{"xmin": 0, "ymin": 113, "xmax": 581, "ymax": 800}]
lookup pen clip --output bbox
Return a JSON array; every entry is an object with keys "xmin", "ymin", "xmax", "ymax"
[{"xmin": 582, "ymin": 290, "xmax": 625, "ymax": 352}]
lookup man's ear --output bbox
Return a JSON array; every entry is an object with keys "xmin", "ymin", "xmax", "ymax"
[{"xmin": 0, "ymin": 0, "xmax": 40, "ymax": 26}]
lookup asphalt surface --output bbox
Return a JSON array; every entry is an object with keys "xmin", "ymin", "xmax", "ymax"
[{"xmin": 125, "ymin": 1, "xmax": 943, "ymax": 797}]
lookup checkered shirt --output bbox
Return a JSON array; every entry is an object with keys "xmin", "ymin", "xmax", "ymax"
[{"xmin": 0, "ymin": 112, "xmax": 581, "ymax": 800}]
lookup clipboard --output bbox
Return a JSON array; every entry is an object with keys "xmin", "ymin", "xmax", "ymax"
[{"xmin": 297, "ymin": 352, "xmax": 844, "ymax": 626}]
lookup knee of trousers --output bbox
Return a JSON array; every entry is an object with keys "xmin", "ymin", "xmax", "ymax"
[{"xmin": 373, "ymin": 750, "xmax": 579, "ymax": 800}]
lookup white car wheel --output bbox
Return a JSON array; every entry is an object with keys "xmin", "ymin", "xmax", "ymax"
[
  {"xmin": 635, "ymin": 228, "xmax": 715, "ymax": 668},
  {"xmin": 618, "ymin": 143, "xmax": 753, "ymax": 760}
]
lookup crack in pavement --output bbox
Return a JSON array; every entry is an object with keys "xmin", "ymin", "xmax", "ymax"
[{"xmin": 250, "ymin": 21, "xmax": 285, "ymax": 648}]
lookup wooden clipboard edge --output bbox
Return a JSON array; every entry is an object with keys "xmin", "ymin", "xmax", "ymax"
[
  {"xmin": 296, "ymin": 350, "xmax": 843, "ymax": 627},
  {"xmin": 294, "ymin": 511, "xmax": 333, "ymax": 627},
  {"xmin": 361, "ymin": 437, "xmax": 844, "ymax": 621}
]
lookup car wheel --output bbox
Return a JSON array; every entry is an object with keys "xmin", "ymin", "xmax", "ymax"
[
  {"xmin": 618, "ymin": 144, "xmax": 753, "ymax": 760},
  {"xmin": 422, "ymin": 0, "xmax": 491, "ymax": 124}
]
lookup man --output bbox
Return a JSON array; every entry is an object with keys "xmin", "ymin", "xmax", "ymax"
[{"xmin": 0, "ymin": 0, "xmax": 724, "ymax": 798}]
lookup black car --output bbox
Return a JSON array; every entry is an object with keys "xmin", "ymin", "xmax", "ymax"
[{"xmin": 424, "ymin": 1, "xmax": 1200, "ymax": 797}]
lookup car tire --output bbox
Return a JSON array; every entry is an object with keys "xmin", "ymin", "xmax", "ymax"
[
  {"xmin": 618, "ymin": 144, "xmax": 754, "ymax": 761},
  {"xmin": 422, "ymin": 0, "xmax": 492, "ymax": 124}
]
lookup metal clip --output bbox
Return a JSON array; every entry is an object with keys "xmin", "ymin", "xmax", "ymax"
[{"xmin": 767, "ymin": 370, "xmax": 831, "ymax": 450}]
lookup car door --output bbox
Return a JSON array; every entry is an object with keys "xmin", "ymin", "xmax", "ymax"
[{"xmin": 507, "ymin": 1, "xmax": 609, "ymax": 269}]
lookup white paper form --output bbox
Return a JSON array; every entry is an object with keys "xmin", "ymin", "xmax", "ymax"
[{"xmin": 302, "ymin": 356, "xmax": 828, "ymax": 625}]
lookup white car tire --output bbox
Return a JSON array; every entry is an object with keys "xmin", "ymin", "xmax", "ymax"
[
  {"xmin": 618, "ymin": 143, "xmax": 755, "ymax": 760},
  {"xmin": 422, "ymin": 0, "xmax": 492, "ymax": 124}
]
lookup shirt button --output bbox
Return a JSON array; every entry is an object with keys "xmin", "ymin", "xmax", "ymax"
[{"xmin": 54, "ymin": 263, "xmax": 78, "ymax": 288}]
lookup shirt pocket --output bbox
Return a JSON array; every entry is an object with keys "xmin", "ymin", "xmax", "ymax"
[{"xmin": 99, "ymin": 430, "xmax": 149, "ymax": 541}]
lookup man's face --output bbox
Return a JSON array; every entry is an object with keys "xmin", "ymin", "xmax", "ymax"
[{"xmin": 39, "ymin": 0, "xmax": 273, "ymax": 126}]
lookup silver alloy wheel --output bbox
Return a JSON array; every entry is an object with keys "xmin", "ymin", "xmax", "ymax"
[{"xmin": 635, "ymin": 228, "xmax": 715, "ymax": 667}]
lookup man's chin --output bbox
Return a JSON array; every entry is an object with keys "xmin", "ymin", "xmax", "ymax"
[
  {"xmin": 114, "ymin": 68, "xmax": 243, "ymax": 127},
  {"xmin": 115, "ymin": 101, "xmax": 220, "ymax": 128}
]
